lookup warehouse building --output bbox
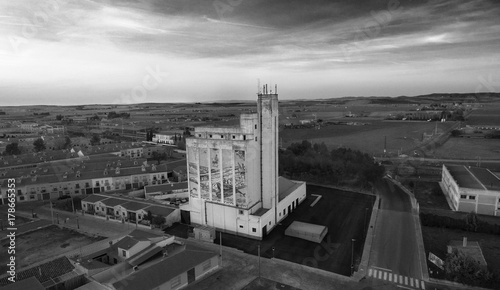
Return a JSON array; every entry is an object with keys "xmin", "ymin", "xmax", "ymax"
[{"xmin": 441, "ymin": 164, "xmax": 500, "ymax": 216}]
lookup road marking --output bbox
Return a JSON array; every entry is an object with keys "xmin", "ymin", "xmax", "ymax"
[
  {"xmin": 372, "ymin": 266, "xmax": 392, "ymax": 272},
  {"xmin": 396, "ymin": 285, "xmax": 414, "ymax": 290},
  {"xmin": 310, "ymin": 194, "xmax": 322, "ymax": 207},
  {"xmin": 383, "ymin": 272, "xmax": 387, "ymax": 280},
  {"xmin": 389, "ymin": 273, "xmax": 392, "ymax": 282},
  {"xmin": 378, "ymin": 270, "xmax": 382, "ymax": 279},
  {"xmin": 421, "ymin": 281, "xmax": 425, "ymax": 289},
  {"xmin": 399, "ymin": 275, "xmax": 403, "ymax": 284},
  {"xmin": 410, "ymin": 278, "xmax": 414, "ymax": 287},
  {"xmin": 373, "ymin": 269, "xmax": 377, "ymax": 278},
  {"xmin": 368, "ymin": 268, "xmax": 373, "ymax": 277},
  {"xmin": 415, "ymin": 278, "xmax": 419, "ymax": 288},
  {"xmin": 404, "ymin": 276, "xmax": 408, "ymax": 285}
]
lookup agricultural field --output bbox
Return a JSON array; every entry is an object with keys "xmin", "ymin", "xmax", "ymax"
[
  {"xmin": 466, "ymin": 104, "xmax": 500, "ymax": 125},
  {"xmin": 432, "ymin": 137, "xmax": 500, "ymax": 160},
  {"xmin": 280, "ymin": 119, "xmax": 455, "ymax": 156}
]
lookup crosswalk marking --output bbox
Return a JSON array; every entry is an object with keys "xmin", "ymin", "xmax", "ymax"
[{"xmin": 368, "ymin": 267, "xmax": 425, "ymax": 290}]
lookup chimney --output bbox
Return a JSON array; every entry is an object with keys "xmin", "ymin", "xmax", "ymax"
[{"xmin": 463, "ymin": 237, "xmax": 467, "ymax": 247}]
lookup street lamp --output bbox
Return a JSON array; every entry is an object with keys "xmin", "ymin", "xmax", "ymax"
[
  {"xmin": 351, "ymin": 239, "xmax": 356, "ymax": 276},
  {"xmin": 364, "ymin": 208, "xmax": 368, "ymax": 235},
  {"xmin": 272, "ymin": 247, "xmax": 275, "ymax": 259}
]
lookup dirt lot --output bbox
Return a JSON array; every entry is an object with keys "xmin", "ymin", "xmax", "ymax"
[
  {"xmin": 0, "ymin": 225, "xmax": 104, "ymax": 273},
  {"xmin": 207, "ymin": 185, "xmax": 375, "ymax": 276},
  {"xmin": 422, "ymin": 226, "xmax": 500, "ymax": 279}
]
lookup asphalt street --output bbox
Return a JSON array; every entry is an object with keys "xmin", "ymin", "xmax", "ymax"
[{"xmin": 368, "ymin": 179, "xmax": 423, "ymax": 287}]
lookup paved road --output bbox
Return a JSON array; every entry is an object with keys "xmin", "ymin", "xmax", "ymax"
[{"xmin": 368, "ymin": 179, "xmax": 424, "ymax": 289}]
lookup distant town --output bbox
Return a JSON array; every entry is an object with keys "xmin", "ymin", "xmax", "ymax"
[{"xmin": 0, "ymin": 90, "xmax": 499, "ymax": 290}]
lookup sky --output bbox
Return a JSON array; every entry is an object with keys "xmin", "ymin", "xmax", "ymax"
[{"xmin": 0, "ymin": 0, "xmax": 499, "ymax": 105}]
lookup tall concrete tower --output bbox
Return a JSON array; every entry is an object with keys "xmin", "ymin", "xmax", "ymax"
[{"xmin": 257, "ymin": 85, "xmax": 279, "ymax": 218}]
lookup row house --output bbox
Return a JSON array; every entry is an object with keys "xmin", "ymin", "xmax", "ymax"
[
  {"xmin": 82, "ymin": 194, "xmax": 179, "ymax": 225},
  {"xmin": 0, "ymin": 163, "xmax": 170, "ymax": 204}
]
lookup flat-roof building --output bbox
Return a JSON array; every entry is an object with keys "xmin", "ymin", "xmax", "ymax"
[{"xmin": 441, "ymin": 164, "xmax": 500, "ymax": 216}]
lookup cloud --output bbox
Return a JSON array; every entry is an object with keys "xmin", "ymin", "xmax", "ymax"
[{"xmin": 1, "ymin": 0, "xmax": 500, "ymax": 104}]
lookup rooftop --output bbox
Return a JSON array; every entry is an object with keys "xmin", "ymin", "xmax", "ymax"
[
  {"xmin": 445, "ymin": 165, "xmax": 484, "ymax": 190},
  {"xmin": 279, "ymin": 177, "xmax": 303, "ymax": 202},
  {"xmin": 1, "ymin": 277, "xmax": 44, "ymax": 290},
  {"xmin": 114, "ymin": 236, "xmax": 141, "ymax": 250},
  {"xmin": 112, "ymin": 244, "xmax": 217, "ymax": 290},
  {"xmin": 445, "ymin": 164, "xmax": 500, "ymax": 191},
  {"xmin": 144, "ymin": 182, "xmax": 189, "ymax": 194},
  {"xmin": 0, "ymin": 257, "xmax": 74, "ymax": 286}
]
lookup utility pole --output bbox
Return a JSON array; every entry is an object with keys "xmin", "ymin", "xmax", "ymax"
[
  {"xmin": 50, "ymin": 200, "xmax": 54, "ymax": 224},
  {"xmin": 351, "ymin": 239, "xmax": 356, "ymax": 276},
  {"xmin": 258, "ymin": 244, "xmax": 261, "ymax": 281},
  {"xmin": 219, "ymin": 232, "xmax": 223, "ymax": 266}
]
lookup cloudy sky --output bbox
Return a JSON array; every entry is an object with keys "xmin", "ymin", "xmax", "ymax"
[{"xmin": 1, "ymin": 0, "xmax": 499, "ymax": 105}]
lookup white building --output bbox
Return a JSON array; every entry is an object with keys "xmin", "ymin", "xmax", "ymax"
[
  {"xmin": 181, "ymin": 87, "xmax": 306, "ymax": 240},
  {"xmin": 441, "ymin": 164, "xmax": 500, "ymax": 216}
]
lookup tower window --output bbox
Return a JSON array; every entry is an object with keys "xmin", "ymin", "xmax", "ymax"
[
  {"xmin": 243, "ymin": 135, "xmax": 246, "ymax": 140},
  {"xmin": 220, "ymin": 135, "xmax": 224, "ymax": 138},
  {"xmin": 255, "ymin": 125, "xmax": 257, "ymax": 129},
  {"xmin": 232, "ymin": 135, "xmax": 235, "ymax": 139},
  {"xmin": 255, "ymin": 137, "xmax": 257, "ymax": 141},
  {"xmin": 209, "ymin": 134, "xmax": 212, "ymax": 138}
]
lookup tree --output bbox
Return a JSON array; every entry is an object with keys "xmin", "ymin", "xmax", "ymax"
[
  {"xmin": 63, "ymin": 136, "xmax": 72, "ymax": 149},
  {"xmin": 151, "ymin": 151, "xmax": 167, "ymax": 164},
  {"xmin": 4, "ymin": 143, "xmax": 21, "ymax": 155},
  {"xmin": 152, "ymin": 215, "xmax": 166, "ymax": 228},
  {"xmin": 177, "ymin": 140, "xmax": 186, "ymax": 150},
  {"xmin": 56, "ymin": 114, "xmax": 63, "ymax": 120},
  {"xmin": 444, "ymin": 248, "xmax": 491, "ymax": 287},
  {"xmin": 145, "ymin": 210, "xmax": 153, "ymax": 222},
  {"xmin": 90, "ymin": 134, "xmax": 101, "ymax": 146},
  {"xmin": 33, "ymin": 138, "xmax": 46, "ymax": 152}
]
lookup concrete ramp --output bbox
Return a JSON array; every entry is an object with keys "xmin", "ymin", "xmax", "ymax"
[{"xmin": 285, "ymin": 221, "xmax": 328, "ymax": 243}]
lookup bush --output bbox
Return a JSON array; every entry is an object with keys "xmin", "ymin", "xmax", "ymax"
[{"xmin": 420, "ymin": 213, "xmax": 500, "ymax": 235}]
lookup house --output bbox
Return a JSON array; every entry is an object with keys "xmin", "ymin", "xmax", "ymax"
[
  {"xmin": 70, "ymin": 230, "xmax": 219, "ymax": 290},
  {"xmin": 144, "ymin": 182, "xmax": 189, "ymax": 201},
  {"xmin": 0, "ymin": 256, "xmax": 83, "ymax": 289},
  {"xmin": 111, "ymin": 243, "xmax": 219, "ymax": 290},
  {"xmin": 82, "ymin": 194, "xmax": 180, "ymax": 226}
]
